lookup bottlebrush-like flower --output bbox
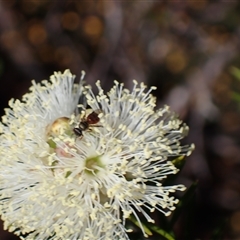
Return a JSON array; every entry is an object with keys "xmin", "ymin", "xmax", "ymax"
[{"xmin": 0, "ymin": 70, "xmax": 194, "ymax": 240}]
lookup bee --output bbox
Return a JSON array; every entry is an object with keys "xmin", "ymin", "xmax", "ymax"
[{"xmin": 73, "ymin": 109, "xmax": 102, "ymax": 138}]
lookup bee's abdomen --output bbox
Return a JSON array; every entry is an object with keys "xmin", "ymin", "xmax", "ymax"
[{"xmin": 79, "ymin": 121, "xmax": 89, "ymax": 130}]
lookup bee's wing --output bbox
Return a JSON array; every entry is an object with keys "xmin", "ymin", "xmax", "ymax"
[
  {"xmin": 93, "ymin": 109, "xmax": 103, "ymax": 115},
  {"xmin": 74, "ymin": 91, "xmax": 88, "ymax": 116}
]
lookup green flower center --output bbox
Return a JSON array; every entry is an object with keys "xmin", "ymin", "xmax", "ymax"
[{"xmin": 84, "ymin": 156, "xmax": 104, "ymax": 175}]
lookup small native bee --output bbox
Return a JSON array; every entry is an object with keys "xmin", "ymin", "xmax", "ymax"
[{"xmin": 73, "ymin": 109, "xmax": 102, "ymax": 138}]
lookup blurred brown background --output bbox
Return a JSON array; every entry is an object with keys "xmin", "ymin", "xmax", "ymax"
[{"xmin": 1, "ymin": 0, "xmax": 240, "ymax": 239}]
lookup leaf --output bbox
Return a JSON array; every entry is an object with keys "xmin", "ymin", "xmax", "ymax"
[
  {"xmin": 163, "ymin": 156, "xmax": 186, "ymax": 186},
  {"xmin": 171, "ymin": 156, "xmax": 185, "ymax": 169},
  {"xmin": 169, "ymin": 181, "xmax": 198, "ymax": 228},
  {"xmin": 128, "ymin": 215, "xmax": 175, "ymax": 240},
  {"xmin": 232, "ymin": 92, "xmax": 240, "ymax": 102},
  {"xmin": 148, "ymin": 224, "xmax": 175, "ymax": 240},
  {"xmin": 231, "ymin": 66, "xmax": 240, "ymax": 80},
  {"xmin": 128, "ymin": 215, "xmax": 153, "ymax": 236}
]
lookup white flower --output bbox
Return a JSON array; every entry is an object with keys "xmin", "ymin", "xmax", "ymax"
[{"xmin": 0, "ymin": 70, "xmax": 194, "ymax": 240}]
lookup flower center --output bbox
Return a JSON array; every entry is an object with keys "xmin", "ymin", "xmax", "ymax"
[{"xmin": 84, "ymin": 156, "xmax": 104, "ymax": 175}]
